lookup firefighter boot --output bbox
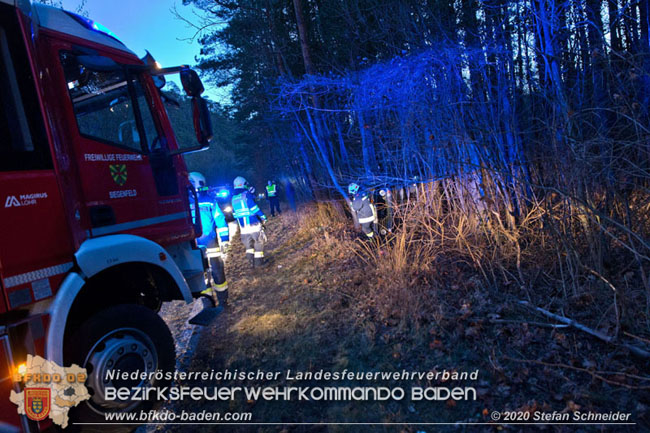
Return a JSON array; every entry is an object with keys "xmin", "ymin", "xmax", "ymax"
[
  {"xmin": 216, "ymin": 288, "xmax": 229, "ymax": 308},
  {"xmin": 199, "ymin": 287, "xmax": 216, "ymax": 306},
  {"xmin": 188, "ymin": 289, "xmax": 222, "ymax": 326},
  {"xmin": 254, "ymin": 252, "xmax": 266, "ymax": 267}
]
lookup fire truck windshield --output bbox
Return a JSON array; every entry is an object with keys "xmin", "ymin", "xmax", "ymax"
[{"xmin": 60, "ymin": 51, "xmax": 160, "ymax": 154}]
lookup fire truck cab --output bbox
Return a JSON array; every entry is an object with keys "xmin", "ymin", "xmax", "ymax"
[{"xmin": 0, "ymin": 1, "xmax": 213, "ymax": 430}]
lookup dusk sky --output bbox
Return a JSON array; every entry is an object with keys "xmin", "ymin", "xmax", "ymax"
[{"xmin": 56, "ymin": 0, "xmax": 225, "ymax": 102}]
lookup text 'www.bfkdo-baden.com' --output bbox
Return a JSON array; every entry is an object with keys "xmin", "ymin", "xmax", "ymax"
[{"xmin": 102, "ymin": 409, "xmax": 253, "ymax": 424}]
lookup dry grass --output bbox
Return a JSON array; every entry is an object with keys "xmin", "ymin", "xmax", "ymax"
[
  {"xmin": 296, "ymin": 178, "xmax": 650, "ymax": 342},
  {"xmin": 162, "ymin": 202, "xmax": 650, "ymax": 432},
  {"xmin": 233, "ymin": 312, "xmax": 298, "ymax": 337}
]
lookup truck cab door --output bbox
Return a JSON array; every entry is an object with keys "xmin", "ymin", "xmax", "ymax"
[
  {"xmin": 51, "ymin": 48, "xmax": 192, "ymax": 244},
  {"xmin": 0, "ymin": 5, "xmax": 74, "ymax": 313}
]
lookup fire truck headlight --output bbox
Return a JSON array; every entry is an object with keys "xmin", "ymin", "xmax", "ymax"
[
  {"xmin": 224, "ymin": 206, "xmax": 232, "ymax": 213},
  {"xmin": 13, "ymin": 363, "xmax": 27, "ymax": 383}
]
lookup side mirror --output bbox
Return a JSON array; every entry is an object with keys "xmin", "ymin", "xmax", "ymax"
[
  {"xmin": 169, "ymin": 96, "xmax": 212, "ymax": 155},
  {"xmin": 192, "ymin": 97, "xmax": 212, "ymax": 144},
  {"xmin": 149, "ymin": 62, "xmax": 212, "ymax": 155},
  {"xmin": 180, "ymin": 68, "xmax": 204, "ymax": 97}
]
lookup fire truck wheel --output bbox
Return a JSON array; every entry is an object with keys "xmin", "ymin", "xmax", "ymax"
[{"xmin": 64, "ymin": 304, "xmax": 175, "ymax": 430}]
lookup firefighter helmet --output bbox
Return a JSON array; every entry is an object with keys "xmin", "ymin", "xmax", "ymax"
[
  {"xmin": 233, "ymin": 176, "xmax": 248, "ymax": 189},
  {"xmin": 348, "ymin": 183, "xmax": 360, "ymax": 195},
  {"xmin": 189, "ymin": 172, "xmax": 206, "ymax": 190}
]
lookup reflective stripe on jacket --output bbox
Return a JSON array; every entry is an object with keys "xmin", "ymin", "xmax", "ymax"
[
  {"xmin": 196, "ymin": 190, "xmax": 229, "ymax": 242},
  {"xmin": 232, "ymin": 190, "xmax": 266, "ymax": 228}
]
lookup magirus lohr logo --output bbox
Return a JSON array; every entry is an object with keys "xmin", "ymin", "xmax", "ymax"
[{"xmin": 4, "ymin": 193, "xmax": 48, "ymax": 208}]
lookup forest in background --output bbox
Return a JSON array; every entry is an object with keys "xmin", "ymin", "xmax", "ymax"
[
  {"xmin": 178, "ymin": 0, "xmax": 650, "ymax": 345},
  {"xmin": 182, "ymin": 0, "xmax": 650, "ymax": 191},
  {"xmin": 161, "ymin": 82, "xmax": 252, "ymax": 185}
]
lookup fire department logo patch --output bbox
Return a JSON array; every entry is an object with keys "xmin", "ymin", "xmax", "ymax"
[
  {"xmin": 24, "ymin": 388, "xmax": 50, "ymax": 421},
  {"xmin": 110, "ymin": 164, "xmax": 128, "ymax": 185},
  {"xmin": 10, "ymin": 355, "xmax": 90, "ymax": 429}
]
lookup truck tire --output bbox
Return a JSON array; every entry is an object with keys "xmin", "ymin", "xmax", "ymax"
[{"xmin": 64, "ymin": 304, "xmax": 175, "ymax": 430}]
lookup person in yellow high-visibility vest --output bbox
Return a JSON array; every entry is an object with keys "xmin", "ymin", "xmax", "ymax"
[{"xmin": 265, "ymin": 180, "xmax": 281, "ymax": 216}]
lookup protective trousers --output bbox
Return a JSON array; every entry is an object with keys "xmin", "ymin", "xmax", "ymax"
[
  {"xmin": 241, "ymin": 227, "xmax": 265, "ymax": 267},
  {"xmin": 357, "ymin": 204, "xmax": 378, "ymax": 239},
  {"xmin": 269, "ymin": 197, "xmax": 281, "ymax": 216},
  {"xmin": 199, "ymin": 233, "xmax": 228, "ymax": 306},
  {"xmin": 360, "ymin": 222, "xmax": 375, "ymax": 239}
]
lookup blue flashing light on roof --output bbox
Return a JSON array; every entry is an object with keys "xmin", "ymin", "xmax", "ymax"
[
  {"xmin": 65, "ymin": 11, "xmax": 123, "ymax": 45},
  {"xmin": 91, "ymin": 21, "xmax": 121, "ymax": 43},
  {"xmin": 217, "ymin": 189, "xmax": 230, "ymax": 198}
]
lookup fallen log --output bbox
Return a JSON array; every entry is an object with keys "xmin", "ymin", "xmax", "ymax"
[
  {"xmin": 518, "ymin": 300, "xmax": 650, "ymax": 359},
  {"xmin": 489, "ymin": 318, "xmax": 569, "ymax": 329}
]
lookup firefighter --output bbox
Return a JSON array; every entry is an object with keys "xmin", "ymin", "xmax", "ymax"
[
  {"xmin": 232, "ymin": 176, "xmax": 268, "ymax": 267},
  {"xmin": 189, "ymin": 172, "xmax": 230, "ymax": 307},
  {"xmin": 265, "ymin": 180, "xmax": 281, "ymax": 216},
  {"xmin": 348, "ymin": 182, "xmax": 377, "ymax": 239}
]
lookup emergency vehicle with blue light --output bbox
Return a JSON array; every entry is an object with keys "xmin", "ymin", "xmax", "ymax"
[{"xmin": 0, "ymin": 1, "xmax": 215, "ymax": 430}]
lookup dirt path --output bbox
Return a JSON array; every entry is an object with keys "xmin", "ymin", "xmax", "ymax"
[{"xmin": 159, "ymin": 210, "xmax": 392, "ymax": 432}]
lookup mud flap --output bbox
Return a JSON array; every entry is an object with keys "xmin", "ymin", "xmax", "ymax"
[{"xmin": 188, "ymin": 296, "xmax": 223, "ymax": 326}]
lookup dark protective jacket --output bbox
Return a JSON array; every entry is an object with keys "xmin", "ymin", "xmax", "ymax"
[
  {"xmin": 350, "ymin": 191, "xmax": 377, "ymax": 225},
  {"xmin": 232, "ymin": 189, "xmax": 267, "ymax": 232},
  {"xmin": 196, "ymin": 189, "xmax": 229, "ymax": 242}
]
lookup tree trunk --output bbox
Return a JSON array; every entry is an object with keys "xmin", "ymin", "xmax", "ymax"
[{"xmin": 292, "ymin": 0, "xmax": 316, "ymax": 76}]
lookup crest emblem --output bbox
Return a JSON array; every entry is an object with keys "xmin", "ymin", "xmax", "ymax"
[
  {"xmin": 25, "ymin": 388, "xmax": 50, "ymax": 421},
  {"xmin": 109, "ymin": 164, "xmax": 128, "ymax": 186}
]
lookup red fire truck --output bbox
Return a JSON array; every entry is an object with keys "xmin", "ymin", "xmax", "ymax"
[{"xmin": 0, "ymin": 1, "xmax": 215, "ymax": 430}]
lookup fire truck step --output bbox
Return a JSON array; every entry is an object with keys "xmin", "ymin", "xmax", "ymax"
[
  {"xmin": 182, "ymin": 269, "xmax": 204, "ymax": 280},
  {"xmin": 188, "ymin": 296, "xmax": 223, "ymax": 326}
]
